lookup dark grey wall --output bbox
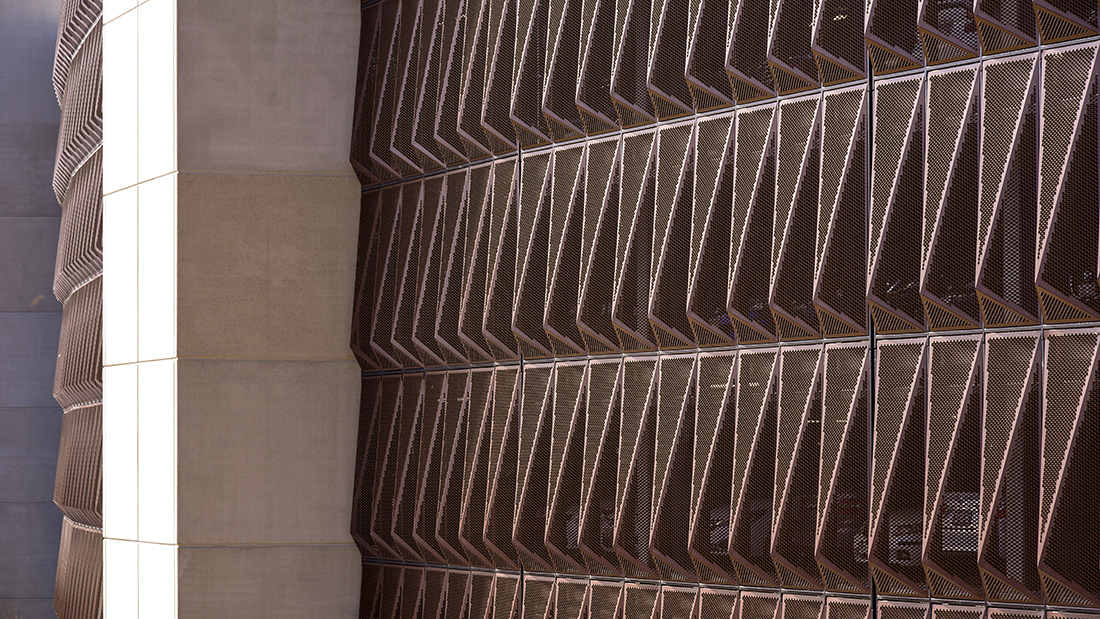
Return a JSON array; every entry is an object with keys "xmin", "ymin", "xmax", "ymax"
[{"xmin": 0, "ymin": 0, "xmax": 66, "ymax": 615}]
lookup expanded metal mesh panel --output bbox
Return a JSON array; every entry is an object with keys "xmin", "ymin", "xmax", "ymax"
[
  {"xmin": 931, "ymin": 603, "xmax": 985, "ymax": 619},
  {"xmin": 579, "ymin": 137, "xmax": 623, "ymax": 354},
  {"xmin": 53, "ymin": 404, "xmax": 102, "ymax": 529},
  {"xmin": 515, "ymin": 362, "xmax": 556, "ymax": 571},
  {"xmin": 817, "ymin": 342, "xmax": 870, "ymax": 593},
  {"xmin": 391, "ymin": 0, "xmax": 426, "ymax": 176},
  {"xmin": 650, "ymin": 121, "xmax": 697, "ymax": 350},
  {"xmin": 783, "ymin": 594, "xmax": 825, "ymax": 619},
  {"xmin": 730, "ymin": 348, "xmax": 780, "ymax": 587},
  {"xmin": 1033, "ymin": 0, "xmax": 1099, "ymax": 42},
  {"xmin": 361, "ymin": 563, "xmax": 381, "ymax": 618},
  {"xmin": 514, "ymin": 152, "xmax": 555, "ymax": 359},
  {"xmin": 687, "ymin": 0, "xmax": 735, "ymax": 109},
  {"xmin": 650, "ymin": 354, "xmax": 697, "ymax": 581},
  {"xmin": 871, "ymin": 338, "xmax": 927, "ymax": 597},
  {"xmin": 773, "ymin": 346, "xmax": 824, "ymax": 590},
  {"xmin": 688, "ymin": 114, "xmax": 736, "ymax": 346},
  {"xmin": 354, "ymin": 191, "xmax": 384, "ymax": 370},
  {"xmin": 425, "ymin": 568, "xmax": 447, "ymax": 619},
  {"xmin": 727, "ymin": 0, "xmax": 777, "ymax": 102},
  {"xmin": 590, "ymin": 580, "xmax": 625, "ymax": 619},
  {"xmin": 614, "ymin": 130, "xmax": 659, "ymax": 352},
  {"xmin": 768, "ymin": 0, "xmax": 821, "ymax": 94},
  {"xmin": 485, "ymin": 367, "xmax": 523, "ymax": 568},
  {"xmin": 546, "ymin": 361, "xmax": 589, "ymax": 573},
  {"xmin": 371, "ymin": 1, "xmax": 411, "ymax": 178},
  {"xmin": 699, "ymin": 587, "xmax": 738, "ymax": 619},
  {"xmin": 973, "ymin": 0, "xmax": 1037, "ymax": 52},
  {"xmin": 825, "ymin": 598, "xmax": 871, "ymax": 619},
  {"xmin": 738, "ymin": 591, "xmax": 779, "ymax": 619},
  {"xmin": 610, "ymin": 0, "xmax": 657, "ymax": 126},
  {"xmin": 354, "ymin": 377, "xmax": 385, "ymax": 557},
  {"xmin": 1037, "ymin": 43, "xmax": 1100, "ymax": 324},
  {"xmin": 438, "ymin": 370, "xmax": 474, "ymax": 565},
  {"xmin": 461, "ymin": 368, "xmax": 498, "ymax": 567},
  {"xmin": 555, "ymin": 577, "xmax": 588, "ymax": 619},
  {"xmin": 484, "ymin": 159, "xmax": 520, "ymax": 360},
  {"xmin": 393, "ymin": 182, "xmax": 427, "ymax": 367},
  {"xmin": 53, "ymin": 21, "xmax": 102, "ymax": 205},
  {"xmin": 1040, "ymin": 329, "xmax": 1100, "ymax": 607},
  {"xmin": 53, "ymin": 519, "xmax": 102, "ymax": 619},
  {"xmin": 812, "ymin": 0, "xmax": 865, "ymax": 84},
  {"xmin": 577, "ymin": 0, "xmax": 621, "ymax": 133},
  {"xmin": 415, "ymin": 177, "xmax": 448, "ymax": 366},
  {"xmin": 493, "ymin": 573, "xmax": 522, "ymax": 619},
  {"xmin": 435, "ymin": 171, "xmax": 471, "ymax": 364},
  {"xmin": 865, "ymin": 0, "xmax": 925, "ymax": 74},
  {"xmin": 580, "ymin": 359, "xmax": 624, "ymax": 576},
  {"xmin": 434, "ymin": 0, "xmax": 471, "ymax": 164},
  {"xmin": 458, "ymin": 0, "xmax": 493, "ymax": 159},
  {"xmin": 54, "ymin": 150, "xmax": 102, "ymax": 306},
  {"xmin": 977, "ymin": 54, "xmax": 1040, "ymax": 328},
  {"xmin": 662, "ymin": 584, "xmax": 700, "ymax": 618},
  {"xmin": 544, "ymin": 0, "xmax": 586, "ymax": 139},
  {"xmin": 980, "ymin": 332, "xmax": 1042, "ymax": 603},
  {"xmin": 876, "ymin": 600, "xmax": 930, "ymax": 619},
  {"xmin": 916, "ymin": 0, "xmax": 979, "ymax": 64},
  {"xmin": 372, "ymin": 186, "xmax": 405, "ymax": 367},
  {"xmin": 480, "ymin": 0, "xmax": 519, "ymax": 155},
  {"xmin": 690, "ymin": 351, "xmax": 738, "ymax": 584},
  {"xmin": 623, "ymin": 582, "xmax": 660, "ymax": 619},
  {"xmin": 513, "ymin": 0, "xmax": 553, "ymax": 147},
  {"xmin": 815, "ymin": 86, "xmax": 867, "ymax": 337},
  {"xmin": 772, "ymin": 95, "xmax": 823, "ymax": 341},
  {"xmin": 546, "ymin": 144, "xmax": 588, "ymax": 357},
  {"xmin": 729, "ymin": 104, "xmax": 778, "ymax": 344},
  {"xmin": 925, "ymin": 336, "xmax": 984, "ymax": 599},
  {"xmin": 393, "ymin": 373, "xmax": 427, "ymax": 561},
  {"xmin": 613, "ymin": 357, "xmax": 660, "ymax": 578},
  {"xmin": 413, "ymin": 0, "xmax": 448, "ymax": 171},
  {"xmin": 648, "ymin": 0, "xmax": 694, "ymax": 119},
  {"xmin": 921, "ymin": 65, "xmax": 980, "ymax": 331},
  {"xmin": 414, "ymin": 372, "xmax": 449, "ymax": 562},
  {"xmin": 52, "ymin": 0, "xmax": 101, "ymax": 104},
  {"xmin": 471, "ymin": 572, "xmax": 495, "ymax": 619},
  {"xmin": 53, "ymin": 275, "xmax": 102, "ymax": 412},
  {"xmin": 460, "ymin": 164, "xmax": 494, "ymax": 361},
  {"xmin": 525, "ymin": 575, "xmax": 556, "ymax": 619},
  {"xmin": 870, "ymin": 75, "xmax": 926, "ymax": 334},
  {"xmin": 354, "ymin": 4, "xmax": 386, "ymax": 184}
]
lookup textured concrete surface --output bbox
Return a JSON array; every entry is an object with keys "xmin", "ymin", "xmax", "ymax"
[{"xmin": 0, "ymin": 0, "xmax": 68, "ymax": 613}]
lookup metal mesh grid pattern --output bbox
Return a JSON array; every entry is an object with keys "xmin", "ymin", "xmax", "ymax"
[
  {"xmin": 352, "ymin": 4, "xmax": 1100, "ymax": 618},
  {"xmin": 53, "ymin": 519, "xmax": 102, "ymax": 619},
  {"xmin": 53, "ymin": 277, "xmax": 102, "ymax": 411},
  {"xmin": 53, "ymin": 404, "xmax": 102, "ymax": 530}
]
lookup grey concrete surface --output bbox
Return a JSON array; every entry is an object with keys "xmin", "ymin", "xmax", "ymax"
[{"xmin": 0, "ymin": 0, "xmax": 65, "ymax": 614}]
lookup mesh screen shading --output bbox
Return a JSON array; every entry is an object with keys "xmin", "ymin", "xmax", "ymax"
[
  {"xmin": 351, "ymin": 2, "xmax": 1100, "ymax": 618},
  {"xmin": 53, "ymin": 520, "xmax": 102, "ymax": 619}
]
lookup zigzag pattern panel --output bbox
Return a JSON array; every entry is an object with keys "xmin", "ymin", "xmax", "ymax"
[
  {"xmin": 524, "ymin": 575, "xmax": 556, "ymax": 618},
  {"xmin": 738, "ymin": 591, "xmax": 779, "ymax": 619},
  {"xmin": 481, "ymin": 0, "xmax": 518, "ymax": 154},
  {"xmin": 368, "ymin": 374, "xmax": 403, "ymax": 558},
  {"xmin": 1040, "ymin": 328, "xmax": 1100, "ymax": 607},
  {"xmin": 611, "ymin": 0, "xmax": 657, "ymax": 125},
  {"xmin": 353, "ymin": 377, "xmax": 384, "ymax": 557},
  {"xmin": 414, "ymin": 176, "xmax": 448, "ymax": 366},
  {"xmin": 612, "ymin": 357, "xmax": 660, "ymax": 578},
  {"xmin": 648, "ymin": 0, "xmax": 694, "ymax": 119},
  {"xmin": 727, "ymin": 0, "xmax": 775, "ymax": 102},
  {"xmin": 699, "ymin": 587, "xmax": 739, "ymax": 619},
  {"xmin": 661, "ymin": 584, "xmax": 699, "ymax": 618},
  {"xmin": 578, "ymin": 136, "xmax": 623, "ymax": 354},
  {"xmin": 729, "ymin": 348, "xmax": 780, "ymax": 587},
  {"xmin": 484, "ymin": 159, "xmax": 521, "ymax": 360},
  {"xmin": 353, "ymin": 190, "xmax": 382, "ymax": 369},
  {"xmin": 555, "ymin": 577, "xmax": 588, "ymax": 619},
  {"xmin": 515, "ymin": 362, "xmax": 556, "ymax": 571},
  {"xmin": 577, "ymin": 0, "xmax": 621, "ymax": 133},
  {"xmin": 815, "ymin": 86, "xmax": 867, "ymax": 338},
  {"xmin": 771, "ymin": 95, "xmax": 822, "ymax": 341},
  {"xmin": 687, "ymin": 0, "xmax": 734, "ymax": 109},
  {"xmin": 54, "ymin": 150, "xmax": 103, "ymax": 306},
  {"xmin": 493, "ymin": 573, "xmax": 522, "ymax": 619},
  {"xmin": 392, "ymin": 373, "xmax": 427, "ymax": 560},
  {"xmin": 690, "ymin": 351, "xmax": 738, "ymax": 584},
  {"xmin": 825, "ymin": 598, "xmax": 870, "ymax": 619},
  {"xmin": 870, "ymin": 338, "xmax": 927, "ymax": 596},
  {"xmin": 623, "ymin": 582, "xmax": 660, "ymax": 619},
  {"xmin": 53, "ymin": 519, "xmax": 102, "ymax": 619},
  {"xmin": 650, "ymin": 121, "xmax": 696, "ymax": 350},
  {"xmin": 460, "ymin": 368, "xmax": 496, "ymax": 567},
  {"xmin": 458, "ymin": 0, "xmax": 493, "ymax": 159},
  {"xmin": 916, "ymin": 0, "xmax": 979, "ymax": 63},
  {"xmin": 812, "ymin": 0, "xmax": 865, "ymax": 84},
  {"xmin": 370, "ymin": 185, "xmax": 404, "ymax": 367},
  {"xmin": 1037, "ymin": 42, "xmax": 1100, "ymax": 324},
  {"xmin": 772, "ymin": 346, "xmax": 824, "ymax": 590},
  {"xmin": 53, "ymin": 277, "xmax": 102, "ymax": 411},
  {"xmin": 688, "ymin": 114, "xmax": 736, "ymax": 347},
  {"xmin": 728, "ymin": 104, "xmax": 778, "ymax": 344},
  {"xmin": 977, "ymin": 54, "xmax": 1040, "ymax": 328},
  {"xmin": 1032, "ymin": 0, "xmax": 1098, "ymax": 42},
  {"xmin": 972, "ymin": 0, "xmax": 1037, "ymax": 52},
  {"xmin": 921, "ymin": 65, "xmax": 981, "ymax": 331},
  {"xmin": 876, "ymin": 600, "xmax": 930, "ymax": 619},
  {"xmin": 545, "ymin": 144, "xmax": 588, "ymax": 357},
  {"xmin": 413, "ymin": 372, "xmax": 449, "ymax": 562},
  {"xmin": 391, "ymin": 0, "xmax": 426, "ymax": 176},
  {"xmin": 980, "ymin": 332, "xmax": 1041, "ymax": 603},
  {"xmin": 869, "ymin": 75, "xmax": 926, "ymax": 334},
  {"xmin": 924, "ymin": 336, "xmax": 984, "ymax": 599},
  {"xmin": 546, "ymin": 361, "xmax": 588, "ymax": 574},
  {"xmin": 412, "ymin": 0, "xmax": 449, "ymax": 171},
  {"xmin": 514, "ymin": 151, "xmax": 555, "ymax": 359},
  {"xmin": 544, "ymin": 0, "xmax": 585, "ymax": 140},
  {"xmin": 434, "ymin": 0, "xmax": 471, "ymax": 164},
  {"xmin": 513, "ymin": 0, "xmax": 552, "ymax": 147},
  {"xmin": 816, "ymin": 342, "xmax": 870, "ymax": 594},
  {"xmin": 484, "ymin": 366, "xmax": 523, "ymax": 568},
  {"xmin": 392, "ymin": 181, "xmax": 427, "ymax": 367},
  {"xmin": 53, "ymin": 404, "xmax": 102, "ymax": 529},
  {"xmin": 370, "ymin": 1, "xmax": 410, "ymax": 178},
  {"xmin": 590, "ymin": 580, "xmax": 624, "ymax": 619},
  {"xmin": 579, "ymin": 359, "xmax": 623, "ymax": 576},
  {"xmin": 650, "ymin": 354, "xmax": 697, "ymax": 581},
  {"xmin": 865, "ymin": 0, "xmax": 925, "ymax": 74},
  {"xmin": 459, "ymin": 164, "xmax": 494, "ymax": 362},
  {"xmin": 435, "ymin": 170, "xmax": 472, "ymax": 364},
  {"xmin": 768, "ymin": 0, "xmax": 821, "ymax": 94},
  {"xmin": 437, "ymin": 370, "xmax": 475, "ymax": 565},
  {"xmin": 782, "ymin": 594, "xmax": 825, "ymax": 619},
  {"xmin": 614, "ymin": 130, "xmax": 659, "ymax": 352}
]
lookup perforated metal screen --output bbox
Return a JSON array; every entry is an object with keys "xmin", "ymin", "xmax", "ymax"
[{"xmin": 350, "ymin": 1, "xmax": 1100, "ymax": 617}]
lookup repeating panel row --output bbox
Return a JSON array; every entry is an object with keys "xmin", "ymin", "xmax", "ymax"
[
  {"xmin": 352, "ymin": 43, "xmax": 1100, "ymax": 371},
  {"xmin": 351, "ymin": 0, "xmax": 1099, "ymax": 184},
  {"xmin": 351, "ymin": 329, "xmax": 1100, "ymax": 604}
]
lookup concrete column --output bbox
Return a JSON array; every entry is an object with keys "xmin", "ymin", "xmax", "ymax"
[
  {"xmin": 0, "ymin": 0, "xmax": 65, "ymax": 616},
  {"xmin": 101, "ymin": 0, "xmax": 363, "ymax": 615}
]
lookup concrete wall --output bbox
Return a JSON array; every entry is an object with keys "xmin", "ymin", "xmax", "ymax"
[
  {"xmin": 0, "ymin": 0, "xmax": 65, "ymax": 616},
  {"xmin": 101, "ymin": 0, "xmax": 363, "ymax": 615}
]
